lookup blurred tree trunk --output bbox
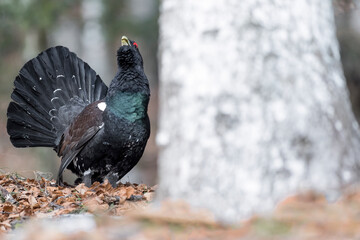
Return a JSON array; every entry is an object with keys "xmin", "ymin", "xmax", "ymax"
[
  {"xmin": 157, "ymin": 0, "xmax": 360, "ymax": 222},
  {"xmin": 38, "ymin": 27, "xmax": 48, "ymax": 50},
  {"xmin": 336, "ymin": 10, "xmax": 360, "ymax": 124}
]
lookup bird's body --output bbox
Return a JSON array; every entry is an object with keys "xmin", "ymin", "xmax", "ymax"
[{"xmin": 7, "ymin": 36, "xmax": 150, "ymax": 187}]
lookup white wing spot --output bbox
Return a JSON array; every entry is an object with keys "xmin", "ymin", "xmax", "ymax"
[
  {"xmin": 56, "ymin": 74, "xmax": 65, "ymax": 78},
  {"xmin": 97, "ymin": 102, "xmax": 107, "ymax": 111},
  {"xmin": 106, "ymin": 164, "xmax": 111, "ymax": 170},
  {"xmin": 53, "ymin": 88, "xmax": 62, "ymax": 93},
  {"xmin": 84, "ymin": 169, "xmax": 92, "ymax": 176}
]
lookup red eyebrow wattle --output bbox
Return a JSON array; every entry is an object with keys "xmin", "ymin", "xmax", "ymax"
[{"xmin": 133, "ymin": 42, "xmax": 138, "ymax": 48}]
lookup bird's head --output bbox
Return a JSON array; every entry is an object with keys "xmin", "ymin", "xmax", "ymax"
[{"xmin": 117, "ymin": 36, "xmax": 143, "ymax": 69}]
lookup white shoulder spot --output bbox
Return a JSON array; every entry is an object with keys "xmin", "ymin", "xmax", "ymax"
[
  {"xmin": 84, "ymin": 168, "xmax": 92, "ymax": 176},
  {"xmin": 97, "ymin": 102, "xmax": 107, "ymax": 111}
]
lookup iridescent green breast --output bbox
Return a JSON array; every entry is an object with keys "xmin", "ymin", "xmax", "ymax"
[{"xmin": 107, "ymin": 92, "xmax": 148, "ymax": 122}]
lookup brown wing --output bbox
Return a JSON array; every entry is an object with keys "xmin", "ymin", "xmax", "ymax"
[{"xmin": 56, "ymin": 100, "xmax": 105, "ymax": 185}]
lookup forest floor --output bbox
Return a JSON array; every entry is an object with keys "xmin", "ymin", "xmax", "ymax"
[{"xmin": 1, "ymin": 172, "xmax": 360, "ymax": 239}]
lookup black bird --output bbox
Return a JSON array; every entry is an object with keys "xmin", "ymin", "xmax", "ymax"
[{"xmin": 7, "ymin": 36, "xmax": 150, "ymax": 187}]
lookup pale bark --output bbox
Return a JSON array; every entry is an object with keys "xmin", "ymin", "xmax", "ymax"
[{"xmin": 157, "ymin": 0, "xmax": 360, "ymax": 222}]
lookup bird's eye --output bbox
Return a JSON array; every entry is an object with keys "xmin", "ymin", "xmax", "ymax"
[{"xmin": 133, "ymin": 42, "xmax": 138, "ymax": 48}]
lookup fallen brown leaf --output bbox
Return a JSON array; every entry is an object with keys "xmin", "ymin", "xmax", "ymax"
[
  {"xmin": 0, "ymin": 172, "xmax": 154, "ymax": 233},
  {"xmin": 75, "ymin": 184, "xmax": 89, "ymax": 195}
]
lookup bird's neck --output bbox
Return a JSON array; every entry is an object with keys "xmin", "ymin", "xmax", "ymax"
[{"xmin": 108, "ymin": 67, "xmax": 148, "ymax": 93}]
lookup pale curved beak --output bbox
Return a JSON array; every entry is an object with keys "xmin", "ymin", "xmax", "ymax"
[{"xmin": 121, "ymin": 36, "xmax": 130, "ymax": 46}]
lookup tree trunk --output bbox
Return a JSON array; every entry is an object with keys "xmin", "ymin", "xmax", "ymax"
[{"xmin": 157, "ymin": 0, "xmax": 360, "ymax": 223}]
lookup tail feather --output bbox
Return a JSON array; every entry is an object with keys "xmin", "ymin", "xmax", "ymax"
[
  {"xmin": 8, "ymin": 121, "xmax": 56, "ymax": 147},
  {"xmin": 7, "ymin": 102, "xmax": 56, "ymax": 147},
  {"xmin": 7, "ymin": 102, "xmax": 55, "ymax": 135},
  {"xmin": 9, "ymin": 93, "xmax": 55, "ymax": 132},
  {"xmin": 12, "ymin": 77, "xmax": 52, "ymax": 117},
  {"xmin": 94, "ymin": 76, "xmax": 107, "ymax": 101},
  {"xmin": 78, "ymin": 58, "xmax": 91, "ymax": 102},
  {"xmin": 7, "ymin": 46, "xmax": 108, "ymax": 148}
]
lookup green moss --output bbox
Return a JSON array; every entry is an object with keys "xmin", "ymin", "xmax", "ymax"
[
  {"xmin": 13, "ymin": 222, "xmax": 24, "ymax": 229},
  {"xmin": 253, "ymin": 218, "xmax": 291, "ymax": 236},
  {"xmin": 70, "ymin": 205, "xmax": 88, "ymax": 214}
]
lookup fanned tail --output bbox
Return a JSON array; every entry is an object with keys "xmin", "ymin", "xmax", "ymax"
[{"xmin": 7, "ymin": 46, "xmax": 108, "ymax": 148}]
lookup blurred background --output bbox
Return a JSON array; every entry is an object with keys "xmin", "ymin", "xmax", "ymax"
[
  {"xmin": 0, "ymin": 0, "xmax": 359, "ymax": 186},
  {"xmin": 0, "ymin": 0, "xmax": 159, "ymax": 185}
]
